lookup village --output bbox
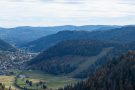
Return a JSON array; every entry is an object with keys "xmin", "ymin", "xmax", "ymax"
[{"xmin": 0, "ymin": 50, "xmax": 36, "ymax": 75}]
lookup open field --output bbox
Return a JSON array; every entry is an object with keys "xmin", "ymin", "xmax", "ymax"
[
  {"xmin": 1, "ymin": 70, "xmax": 78, "ymax": 90},
  {"xmin": 20, "ymin": 70, "xmax": 78, "ymax": 89},
  {"xmin": 16, "ymin": 78, "xmax": 42, "ymax": 90},
  {"xmin": 0, "ymin": 75, "xmax": 17, "ymax": 90}
]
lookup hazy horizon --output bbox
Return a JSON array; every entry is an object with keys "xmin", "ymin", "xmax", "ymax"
[{"xmin": 0, "ymin": 24, "xmax": 133, "ymax": 28}]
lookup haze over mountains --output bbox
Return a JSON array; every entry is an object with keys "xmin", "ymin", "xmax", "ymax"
[
  {"xmin": 0, "ymin": 25, "xmax": 135, "ymax": 75},
  {"xmin": 0, "ymin": 25, "xmax": 135, "ymax": 89},
  {"xmin": 23, "ymin": 25, "xmax": 135, "ymax": 52},
  {"xmin": 0, "ymin": 25, "xmax": 120, "ymax": 46}
]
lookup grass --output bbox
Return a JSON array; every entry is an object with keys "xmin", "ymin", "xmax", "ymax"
[
  {"xmin": 69, "ymin": 48, "xmax": 112, "ymax": 76},
  {"xmin": 3, "ymin": 48, "xmax": 111, "ymax": 89},
  {"xmin": 4, "ymin": 70, "xmax": 78, "ymax": 89},
  {"xmin": 16, "ymin": 78, "xmax": 41, "ymax": 90},
  {"xmin": 0, "ymin": 75, "xmax": 18, "ymax": 90},
  {"xmin": 20, "ymin": 70, "xmax": 78, "ymax": 89}
]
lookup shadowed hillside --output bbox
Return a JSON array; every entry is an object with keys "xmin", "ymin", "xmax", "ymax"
[
  {"xmin": 23, "ymin": 26, "xmax": 135, "ymax": 52},
  {"xmin": 0, "ymin": 39, "xmax": 16, "ymax": 51},
  {"xmin": 28, "ymin": 40, "xmax": 125, "ymax": 78},
  {"xmin": 0, "ymin": 25, "xmax": 119, "ymax": 46},
  {"xmin": 59, "ymin": 51, "xmax": 135, "ymax": 90}
]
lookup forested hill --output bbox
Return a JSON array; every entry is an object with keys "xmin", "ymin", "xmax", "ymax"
[
  {"xmin": 23, "ymin": 26, "xmax": 135, "ymax": 52},
  {"xmin": 28, "ymin": 40, "xmax": 125, "ymax": 78},
  {"xmin": 29, "ymin": 40, "xmax": 124, "ymax": 65},
  {"xmin": 0, "ymin": 25, "xmax": 119, "ymax": 46},
  {"xmin": 59, "ymin": 51, "xmax": 135, "ymax": 90},
  {"xmin": 0, "ymin": 39, "xmax": 16, "ymax": 51}
]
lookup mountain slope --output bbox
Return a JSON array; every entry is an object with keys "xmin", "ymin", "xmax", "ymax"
[
  {"xmin": 60, "ymin": 51, "xmax": 135, "ymax": 90},
  {"xmin": 29, "ymin": 40, "xmax": 124, "ymax": 64},
  {"xmin": 0, "ymin": 39, "xmax": 15, "ymax": 51},
  {"xmin": 28, "ymin": 40, "xmax": 125, "ymax": 78},
  {"xmin": 23, "ymin": 30, "xmax": 92, "ymax": 52},
  {"xmin": 23, "ymin": 26, "xmax": 135, "ymax": 52},
  {"xmin": 0, "ymin": 25, "xmax": 119, "ymax": 46}
]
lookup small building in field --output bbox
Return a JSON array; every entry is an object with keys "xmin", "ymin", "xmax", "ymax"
[{"xmin": 17, "ymin": 74, "xmax": 30, "ymax": 79}]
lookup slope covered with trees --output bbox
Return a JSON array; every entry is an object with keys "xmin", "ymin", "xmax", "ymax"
[
  {"xmin": 0, "ymin": 25, "xmax": 119, "ymax": 46},
  {"xmin": 28, "ymin": 40, "xmax": 125, "ymax": 78},
  {"xmin": 0, "ymin": 39, "xmax": 16, "ymax": 51},
  {"xmin": 59, "ymin": 51, "xmax": 135, "ymax": 90},
  {"xmin": 23, "ymin": 26, "xmax": 135, "ymax": 52}
]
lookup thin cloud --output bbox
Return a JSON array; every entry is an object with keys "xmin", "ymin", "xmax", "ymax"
[
  {"xmin": 119, "ymin": 0, "xmax": 135, "ymax": 5},
  {"xmin": 0, "ymin": 0, "xmax": 84, "ymax": 3},
  {"xmin": 0, "ymin": 0, "xmax": 135, "ymax": 27}
]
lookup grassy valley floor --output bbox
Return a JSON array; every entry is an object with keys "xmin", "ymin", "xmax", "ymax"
[
  {"xmin": 0, "ymin": 70, "xmax": 78, "ymax": 90},
  {"xmin": 0, "ymin": 75, "xmax": 17, "ymax": 89}
]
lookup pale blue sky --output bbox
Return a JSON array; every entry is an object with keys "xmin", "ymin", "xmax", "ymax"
[{"xmin": 0, "ymin": 0, "xmax": 135, "ymax": 27}]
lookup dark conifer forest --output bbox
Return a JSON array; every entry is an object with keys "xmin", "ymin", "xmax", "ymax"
[{"xmin": 59, "ymin": 51, "xmax": 135, "ymax": 90}]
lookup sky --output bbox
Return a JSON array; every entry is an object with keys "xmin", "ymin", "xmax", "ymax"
[{"xmin": 0, "ymin": 0, "xmax": 135, "ymax": 27}]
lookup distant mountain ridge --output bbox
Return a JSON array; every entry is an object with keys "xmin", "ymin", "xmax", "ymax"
[
  {"xmin": 0, "ymin": 25, "xmax": 120, "ymax": 46},
  {"xmin": 23, "ymin": 26, "xmax": 135, "ymax": 52}
]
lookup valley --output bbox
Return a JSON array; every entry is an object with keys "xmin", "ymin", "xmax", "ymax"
[
  {"xmin": 0, "ymin": 70, "xmax": 78, "ymax": 90},
  {"xmin": 0, "ymin": 0, "xmax": 135, "ymax": 89},
  {"xmin": 0, "ymin": 25, "xmax": 135, "ymax": 90}
]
